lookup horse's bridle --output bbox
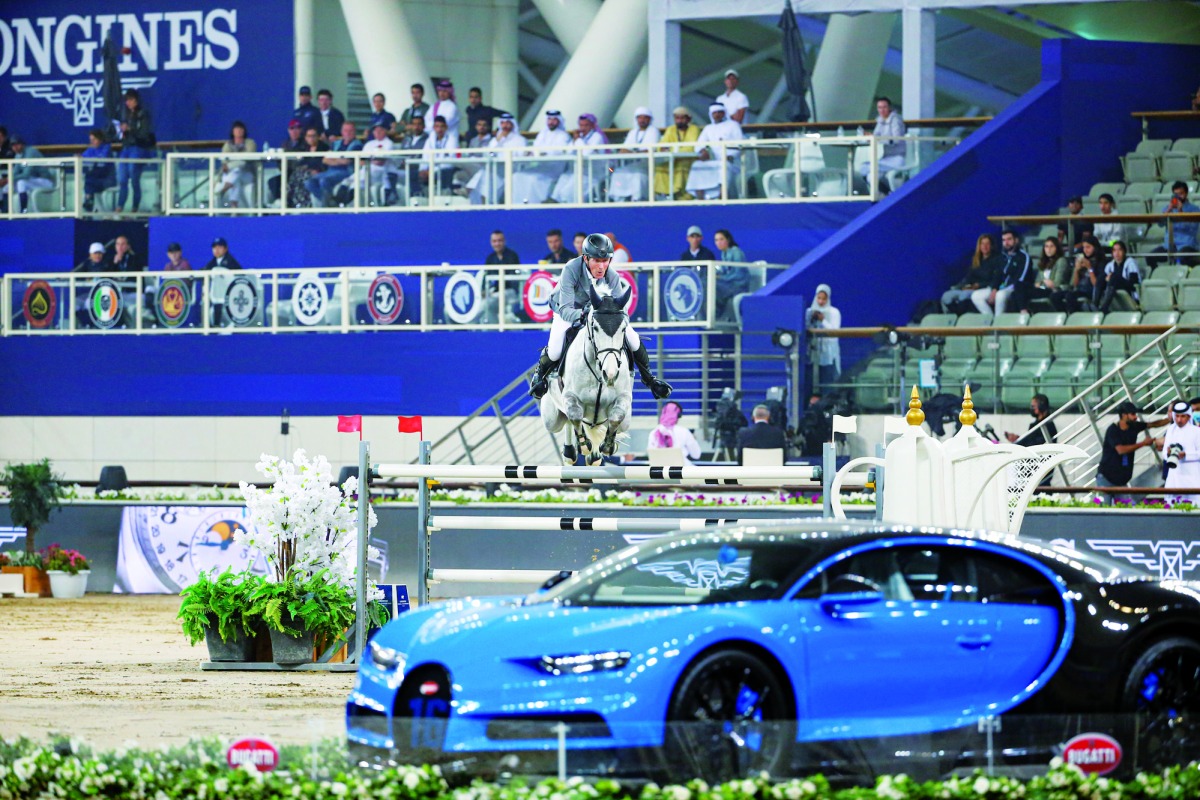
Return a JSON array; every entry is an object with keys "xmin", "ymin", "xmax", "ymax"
[{"xmin": 577, "ymin": 310, "xmax": 628, "ymax": 428}]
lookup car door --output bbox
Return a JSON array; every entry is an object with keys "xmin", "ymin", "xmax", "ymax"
[{"xmin": 794, "ymin": 541, "xmax": 994, "ymax": 739}]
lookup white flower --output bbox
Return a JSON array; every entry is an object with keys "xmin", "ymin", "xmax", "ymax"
[
  {"xmin": 12, "ymin": 757, "xmax": 35, "ymax": 782},
  {"xmin": 973, "ymin": 776, "xmax": 990, "ymax": 794},
  {"xmin": 214, "ymin": 777, "xmax": 229, "ymax": 793},
  {"xmin": 668, "ymin": 786, "xmax": 690, "ymax": 800},
  {"xmin": 403, "ymin": 771, "xmax": 421, "ymax": 790},
  {"xmin": 331, "ymin": 781, "xmax": 348, "ymax": 796}
]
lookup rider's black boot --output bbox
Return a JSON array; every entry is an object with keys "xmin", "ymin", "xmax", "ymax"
[
  {"xmin": 529, "ymin": 347, "xmax": 559, "ymax": 399},
  {"xmin": 629, "ymin": 342, "xmax": 673, "ymax": 399}
]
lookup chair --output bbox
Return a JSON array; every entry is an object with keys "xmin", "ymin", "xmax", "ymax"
[
  {"xmin": 648, "ymin": 447, "xmax": 685, "ymax": 466},
  {"xmin": 1040, "ymin": 357, "xmax": 1091, "ymax": 409},
  {"xmin": 1160, "ymin": 150, "xmax": 1196, "ymax": 182},
  {"xmin": 1136, "ymin": 139, "xmax": 1174, "ymax": 157},
  {"xmin": 1138, "ymin": 279, "xmax": 1176, "ymax": 311},
  {"xmin": 1179, "ymin": 281, "xmax": 1200, "ymax": 312},
  {"xmin": 1122, "ymin": 152, "xmax": 1159, "ymax": 183},
  {"xmin": 742, "ymin": 447, "xmax": 784, "ymax": 467},
  {"xmin": 1090, "ymin": 182, "xmax": 1125, "ymax": 200},
  {"xmin": 1122, "ymin": 181, "xmax": 1160, "ymax": 205},
  {"xmin": 1097, "ymin": 311, "xmax": 1142, "ymax": 360}
]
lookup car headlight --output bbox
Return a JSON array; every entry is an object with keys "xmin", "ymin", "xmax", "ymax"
[
  {"xmin": 536, "ymin": 651, "xmax": 631, "ymax": 676},
  {"xmin": 369, "ymin": 640, "xmax": 406, "ymax": 671}
]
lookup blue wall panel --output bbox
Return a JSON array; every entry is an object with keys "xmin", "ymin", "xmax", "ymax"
[{"xmin": 146, "ymin": 202, "xmax": 864, "ymax": 271}]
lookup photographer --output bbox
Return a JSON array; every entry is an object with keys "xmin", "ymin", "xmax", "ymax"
[
  {"xmin": 711, "ymin": 389, "xmax": 748, "ymax": 461},
  {"xmin": 1095, "ymin": 401, "xmax": 1168, "ymax": 506},
  {"xmin": 1163, "ymin": 400, "xmax": 1200, "ymax": 505}
]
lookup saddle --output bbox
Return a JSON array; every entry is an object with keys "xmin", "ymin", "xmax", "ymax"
[{"xmin": 555, "ymin": 322, "xmax": 583, "ymax": 389}]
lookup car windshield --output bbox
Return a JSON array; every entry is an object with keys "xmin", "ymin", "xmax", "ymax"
[{"xmin": 531, "ymin": 534, "xmax": 819, "ymax": 607}]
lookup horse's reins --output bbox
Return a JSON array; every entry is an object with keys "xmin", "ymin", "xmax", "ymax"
[{"xmin": 580, "ymin": 311, "xmax": 626, "ymax": 428}]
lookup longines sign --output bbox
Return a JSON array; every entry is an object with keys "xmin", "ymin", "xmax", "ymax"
[{"xmin": 0, "ymin": 1, "xmax": 290, "ymax": 144}]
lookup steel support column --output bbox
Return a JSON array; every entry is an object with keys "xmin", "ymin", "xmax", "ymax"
[
  {"xmin": 338, "ymin": 0, "xmax": 431, "ymax": 118},
  {"xmin": 902, "ymin": 7, "xmax": 937, "ymax": 121}
]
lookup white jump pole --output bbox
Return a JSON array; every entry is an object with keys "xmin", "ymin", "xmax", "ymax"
[
  {"xmin": 416, "ymin": 440, "xmax": 432, "ymax": 606},
  {"xmin": 432, "ymin": 516, "xmax": 760, "ymax": 532},
  {"xmin": 377, "ymin": 463, "xmax": 821, "ymax": 484},
  {"xmin": 354, "ymin": 439, "xmax": 369, "ymax": 663}
]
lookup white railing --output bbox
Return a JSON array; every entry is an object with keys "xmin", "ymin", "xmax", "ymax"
[
  {"xmin": 0, "ymin": 135, "xmax": 959, "ymax": 219},
  {"xmin": 1, "ymin": 260, "xmax": 785, "ymax": 335},
  {"xmin": 0, "ymin": 156, "xmax": 163, "ymax": 218}
]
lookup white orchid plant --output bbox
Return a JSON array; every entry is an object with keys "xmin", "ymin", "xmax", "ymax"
[{"xmin": 237, "ymin": 449, "xmax": 379, "ymax": 595}]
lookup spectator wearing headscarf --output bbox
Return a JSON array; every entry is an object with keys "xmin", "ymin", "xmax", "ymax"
[
  {"xmin": 806, "ymin": 283, "xmax": 842, "ymax": 388},
  {"xmin": 510, "ymin": 109, "xmax": 572, "ymax": 204},
  {"xmin": 649, "ymin": 401, "xmax": 701, "ymax": 462},
  {"xmin": 428, "ymin": 80, "xmax": 459, "ymax": 135},
  {"xmin": 610, "ymin": 106, "xmax": 661, "ymax": 201},
  {"xmin": 551, "ymin": 112, "xmax": 609, "ymax": 203},
  {"xmin": 686, "ymin": 102, "xmax": 744, "ymax": 200},
  {"xmin": 655, "ymin": 106, "xmax": 701, "ymax": 200}
]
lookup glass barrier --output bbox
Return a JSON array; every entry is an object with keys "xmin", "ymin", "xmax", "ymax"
[
  {"xmin": 0, "ymin": 155, "xmax": 163, "ymax": 218},
  {"xmin": 2, "ymin": 262, "xmax": 786, "ymax": 335}
]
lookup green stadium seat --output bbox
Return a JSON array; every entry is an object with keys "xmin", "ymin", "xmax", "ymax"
[
  {"xmin": 1014, "ymin": 312, "xmax": 1066, "ymax": 358},
  {"xmin": 1000, "ymin": 357, "xmax": 1052, "ymax": 411},
  {"xmin": 1178, "ymin": 283, "xmax": 1200, "ymax": 312},
  {"xmin": 1090, "ymin": 182, "xmax": 1125, "ymax": 200},
  {"xmin": 1122, "ymin": 153, "xmax": 1159, "ymax": 183},
  {"xmin": 1040, "ymin": 358, "xmax": 1092, "ymax": 409},
  {"xmin": 1097, "ymin": 311, "xmax": 1142, "ymax": 360},
  {"xmin": 1148, "ymin": 265, "xmax": 1190, "ymax": 288},
  {"xmin": 1059, "ymin": 311, "xmax": 1103, "ymax": 357},
  {"xmin": 963, "ymin": 357, "xmax": 1013, "ymax": 412},
  {"xmin": 1122, "ymin": 182, "xmax": 1160, "ymax": 205},
  {"xmin": 1138, "ymin": 280, "xmax": 1175, "ymax": 311}
]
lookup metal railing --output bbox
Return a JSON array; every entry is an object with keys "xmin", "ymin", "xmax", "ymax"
[
  {"xmin": 0, "ymin": 156, "xmax": 163, "ymax": 217},
  {"xmin": 1, "ymin": 261, "xmax": 785, "ymax": 336},
  {"xmin": 0, "ymin": 134, "xmax": 960, "ymax": 219}
]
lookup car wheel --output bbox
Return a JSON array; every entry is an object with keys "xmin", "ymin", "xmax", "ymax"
[
  {"xmin": 665, "ymin": 648, "xmax": 793, "ymax": 781},
  {"xmin": 1122, "ymin": 636, "xmax": 1200, "ymax": 768}
]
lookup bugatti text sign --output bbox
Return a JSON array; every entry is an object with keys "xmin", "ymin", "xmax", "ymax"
[
  {"xmin": 1061, "ymin": 733, "xmax": 1122, "ymax": 775},
  {"xmin": 226, "ymin": 738, "xmax": 278, "ymax": 772}
]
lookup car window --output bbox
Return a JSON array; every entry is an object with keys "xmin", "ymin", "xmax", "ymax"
[
  {"xmin": 972, "ymin": 551, "xmax": 1060, "ymax": 606},
  {"xmin": 557, "ymin": 540, "xmax": 816, "ymax": 607}
]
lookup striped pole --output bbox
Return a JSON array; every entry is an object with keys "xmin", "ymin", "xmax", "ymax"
[
  {"xmin": 376, "ymin": 463, "xmax": 821, "ymax": 484},
  {"xmin": 431, "ymin": 568, "xmax": 562, "ymax": 584},
  {"xmin": 432, "ymin": 516, "xmax": 765, "ymax": 532}
]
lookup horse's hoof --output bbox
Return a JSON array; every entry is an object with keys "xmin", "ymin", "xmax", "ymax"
[
  {"xmin": 588, "ymin": 457, "xmax": 604, "ymax": 466},
  {"xmin": 562, "ymin": 457, "xmax": 576, "ymax": 466},
  {"xmin": 579, "ymin": 443, "xmax": 592, "ymax": 456}
]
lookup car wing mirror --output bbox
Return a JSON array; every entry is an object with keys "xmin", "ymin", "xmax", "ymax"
[{"xmin": 818, "ymin": 590, "xmax": 884, "ymax": 614}]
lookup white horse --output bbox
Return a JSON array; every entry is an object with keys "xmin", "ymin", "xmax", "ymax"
[{"xmin": 540, "ymin": 284, "xmax": 634, "ymax": 465}]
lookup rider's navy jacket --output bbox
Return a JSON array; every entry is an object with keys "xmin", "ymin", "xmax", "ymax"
[{"xmin": 549, "ymin": 256, "xmax": 623, "ymax": 324}]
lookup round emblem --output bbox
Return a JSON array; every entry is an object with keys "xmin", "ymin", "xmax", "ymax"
[
  {"xmin": 87, "ymin": 278, "xmax": 123, "ymax": 329},
  {"xmin": 128, "ymin": 506, "xmax": 268, "ymax": 593},
  {"xmin": 226, "ymin": 738, "xmax": 279, "ymax": 773},
  {"xmin": 155, "ymin": 278, "xmax": 191, "ymax": 328},
  {"xmin": 291, "ymin": 274, "xmax": 329, "ymax": 326},
  {"xmin": 367, "ymin": 274, "xmax": 404, "ymax": 324},
  {"xmin": 663, "ymin": 268, "xmax": 705, "ymax": 321},
  {"xmin": 21, "ymin": 280, "xmax": 56, "ymax": 329},
  {"xmin": 616, "ymin": 270, "xmax": 639, "ymax": 317},
  {"xmin": 523, "ymin": 271, "xmax": 557, "ymax": 323},
  {"xmin": 1061, "ymin": 733, "xmax": 1122, "ymax": 776},
  {"xmin": 223, "ymin": 275, "xmax": 260, "ymax": 326},
  {"xmin": 444, "ymin": 271, "xmax": 483, "ymax": 324}
]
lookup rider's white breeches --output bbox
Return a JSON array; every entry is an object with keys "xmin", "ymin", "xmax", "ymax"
[{"xmin": 547, "ymin": 312, "xmax": 640, "ymax": 361}]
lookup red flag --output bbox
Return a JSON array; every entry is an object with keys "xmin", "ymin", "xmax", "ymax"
[
  {"xmin": 398, "ymin": 415, "xmax": 423, "ymax": 437},
  {"xmin": 337, "ymin": 415, "xmax": 363, "ymax": 440}
]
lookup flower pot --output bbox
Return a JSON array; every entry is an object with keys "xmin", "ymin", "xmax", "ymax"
[
  {"xmin": 4, "ymin": 566, "xmax": 53, "ymax": 597},
  {"xmin": 268, "ymin": 611, "xmax": 315, "ymax": 665},
  {"xmin": 204, "ymin": 624, "xmax": 257, "ymax": 662},
  {"xmin": 47, "ymin": 570, "xmax": 89, "ymax": 599}
]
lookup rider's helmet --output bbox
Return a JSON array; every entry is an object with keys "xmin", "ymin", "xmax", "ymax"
[{"xmin": 581, "ymin": 233, "xmax": 614, "ymax": 262}]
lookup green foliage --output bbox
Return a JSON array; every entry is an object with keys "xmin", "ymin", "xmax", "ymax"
[
  {"xmin": 1, "ymin": 459, "xmax": 66, "ymax": 554},
  {"xmin": 177, "ymin": 568, "xmax": 261, "ymax": 646},
  {"xmin": 4, "ymin": 735, "xmax": 1200, "ymax": 800},
  {"xmin": 247, "ymin": 568, "xmax": 358, "ymax": 644},
  {"xmin": 40, "ymin": 544, "xmax": 89, "ymax": 574},
  {"xmin": 3, "ymin": 549, "xmax": 44, "ymax": 569}
]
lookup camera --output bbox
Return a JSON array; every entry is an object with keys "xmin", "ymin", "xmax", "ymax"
[{"xmin": 1165, "ymin": 442, "xmax": 1184, "ymax": 470}]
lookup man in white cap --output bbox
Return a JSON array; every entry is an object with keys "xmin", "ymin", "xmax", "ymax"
[
  {"xmin": 680, "ymin": 225, "xmax": 716, "ymax": 260},
  {"xmin": 82, "ymin": 242, "xmax": 106, "ymax": 272},
  {"xmin": 510, "ymin": 109, "xmax": 572, "ymax": 204},
  {"xmin": 686, "ymin": 103, "xmax": 745, "ymax": 199},
  {"xmin": 609, "ymin": 107, "xmax": 661, "ymax": 201},
  {"xmin": 717, "ymin": 69, "xmax": 749, "ymax": 126},
  {"xmin": 1162, "ymin": 400, "xmax": 1200, "ymax": 506}
]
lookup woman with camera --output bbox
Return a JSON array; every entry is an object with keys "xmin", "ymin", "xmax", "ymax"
[{"xmin": 806, "ymin": 283, "xmax": 841, "ymax": 390}]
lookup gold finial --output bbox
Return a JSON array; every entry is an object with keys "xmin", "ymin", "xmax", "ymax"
[
  {"xmin": 905, "ymin": 385, "xmax": 925, "ymax": 427},
  {"xmin": 959, "ymin": 384, "xmax": 978, "ymax": 427}
]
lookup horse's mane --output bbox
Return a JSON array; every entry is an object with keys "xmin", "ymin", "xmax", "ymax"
[{"xmin": 591, "ymin": 296, "xmax": 627, "ymax": 337}]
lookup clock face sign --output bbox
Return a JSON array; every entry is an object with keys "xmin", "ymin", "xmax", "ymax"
[{"xmin": 129, "ymin": 506, "xmax": 269, "ymax": 592}]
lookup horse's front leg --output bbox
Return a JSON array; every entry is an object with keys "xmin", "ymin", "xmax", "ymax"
[
  {"xmin": 563, "ymin": 390, "xmax": 585, "ymax": 424},
  {"xmin": 600, "ymin": 396, "xmax": 631, "ymax": 458}
]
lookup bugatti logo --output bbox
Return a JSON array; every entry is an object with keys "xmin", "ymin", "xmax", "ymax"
[
  {"xmin": 1086, "ymin": 539, "xmax": 1200, "ymax": 581},
  {"xmin": 88, "ymin": 278, "xmax": 123, "ymax": 329},
  {"xmin": 443, "ymin": 271, "xmax": 481, "ymax": 324},
  {"xmin": 663, "ymin": 268, "xmax": 704, "ymax": 321},
  {"xmin": 155, "ymin": 278, "xmax": 191, "ymax": 328},
  {"xmin": 226, "ymin": 738, "xmax": 278, "ymax": 772},
  {"xmin": 1061, "ymin": 733, "xmax": 1121, "ymax": 775},
  {"xmin": 21, "ymin": 280, "xmax": 56, "ymax": 328},
  {"xmin": 11, "ymin": 78, "xmax": 156, "ymax": 127},
  {"xmin": 367, "ymin": 273, "xmax": 403, "ymax": 325},
  {"xmin": 419, "ymin": 681, "xmax": 439, "ymax": 696},
  {"xmin": 291, "ymin": 275, "xmax": 328, "ymax": 326}
]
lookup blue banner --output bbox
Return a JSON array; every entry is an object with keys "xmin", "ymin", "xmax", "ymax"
[{"xmin": 0, "ymin": 1, "xmax": 293, "ymax": 146}]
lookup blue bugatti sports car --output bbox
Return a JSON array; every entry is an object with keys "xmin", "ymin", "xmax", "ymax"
[{"xmin": 346, "ymin": 521, "xmax": 1200, "ymax": 778}]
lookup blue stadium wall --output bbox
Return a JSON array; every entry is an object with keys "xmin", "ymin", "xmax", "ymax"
[
  {"xmin": 752, "ymin": 39, "xmax": 1200, "ymax": 370},
  {"xmin": 0, "ymin": 203, "xmax": 860, "ymax": 416}
]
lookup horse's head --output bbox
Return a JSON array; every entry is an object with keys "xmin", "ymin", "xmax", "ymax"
[{"xmin": 587, "ymin": 283, "xmax": 631, "ymax": 385}]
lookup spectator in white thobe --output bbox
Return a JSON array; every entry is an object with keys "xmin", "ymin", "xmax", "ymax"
[
  {"xmin": 1162, "ymin": 400, "xmax": 1200, "ymax": 506},
  {"xmin": 686, "ymin": 103, "xmax": 744, "ymax": 200},
  {"xmin": 509, "ymin": 110, "xmax": 572, "ymax": 204},
  {"xmin": 609, "ymin": 106, "xmax": 661, "ymax": 202},
  {"xmin": 467, "ymin": 114, "xmax": 525, "ymax": 205},
  {"xmin": 551, "ymin": 113, "xmax": 609, "ymax": 203}
]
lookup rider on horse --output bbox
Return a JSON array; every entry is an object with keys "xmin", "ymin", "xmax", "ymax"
[{"xmin": 529, "ymin": 233, "xmax": 673, "ymax": 400}]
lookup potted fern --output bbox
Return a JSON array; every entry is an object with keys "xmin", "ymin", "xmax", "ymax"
[
  {"xmin": 178, "ymin": 568, "xmax": 262, "ymax": 661},
  {"xmin": 236, "ymin": 450, "xmax": 382, "ymax": 665},
  {"xmin": 1, "ymin": 459, "xmax": 64, "ymax": 597}
]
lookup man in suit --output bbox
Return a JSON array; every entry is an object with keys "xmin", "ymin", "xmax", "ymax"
[{"xmin": 736, "ymin": 404, "xmax": 786, "ymax": 464}]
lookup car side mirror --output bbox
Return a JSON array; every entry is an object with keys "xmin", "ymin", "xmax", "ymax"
[{"xmin": 818, "ymin": 590, "xmax": 884, "ymax": 614}]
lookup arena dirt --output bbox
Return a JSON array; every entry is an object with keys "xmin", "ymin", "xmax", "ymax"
[{"xmin": 0, "ymin": 595, "xmax": 351, "ymax": 748}]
